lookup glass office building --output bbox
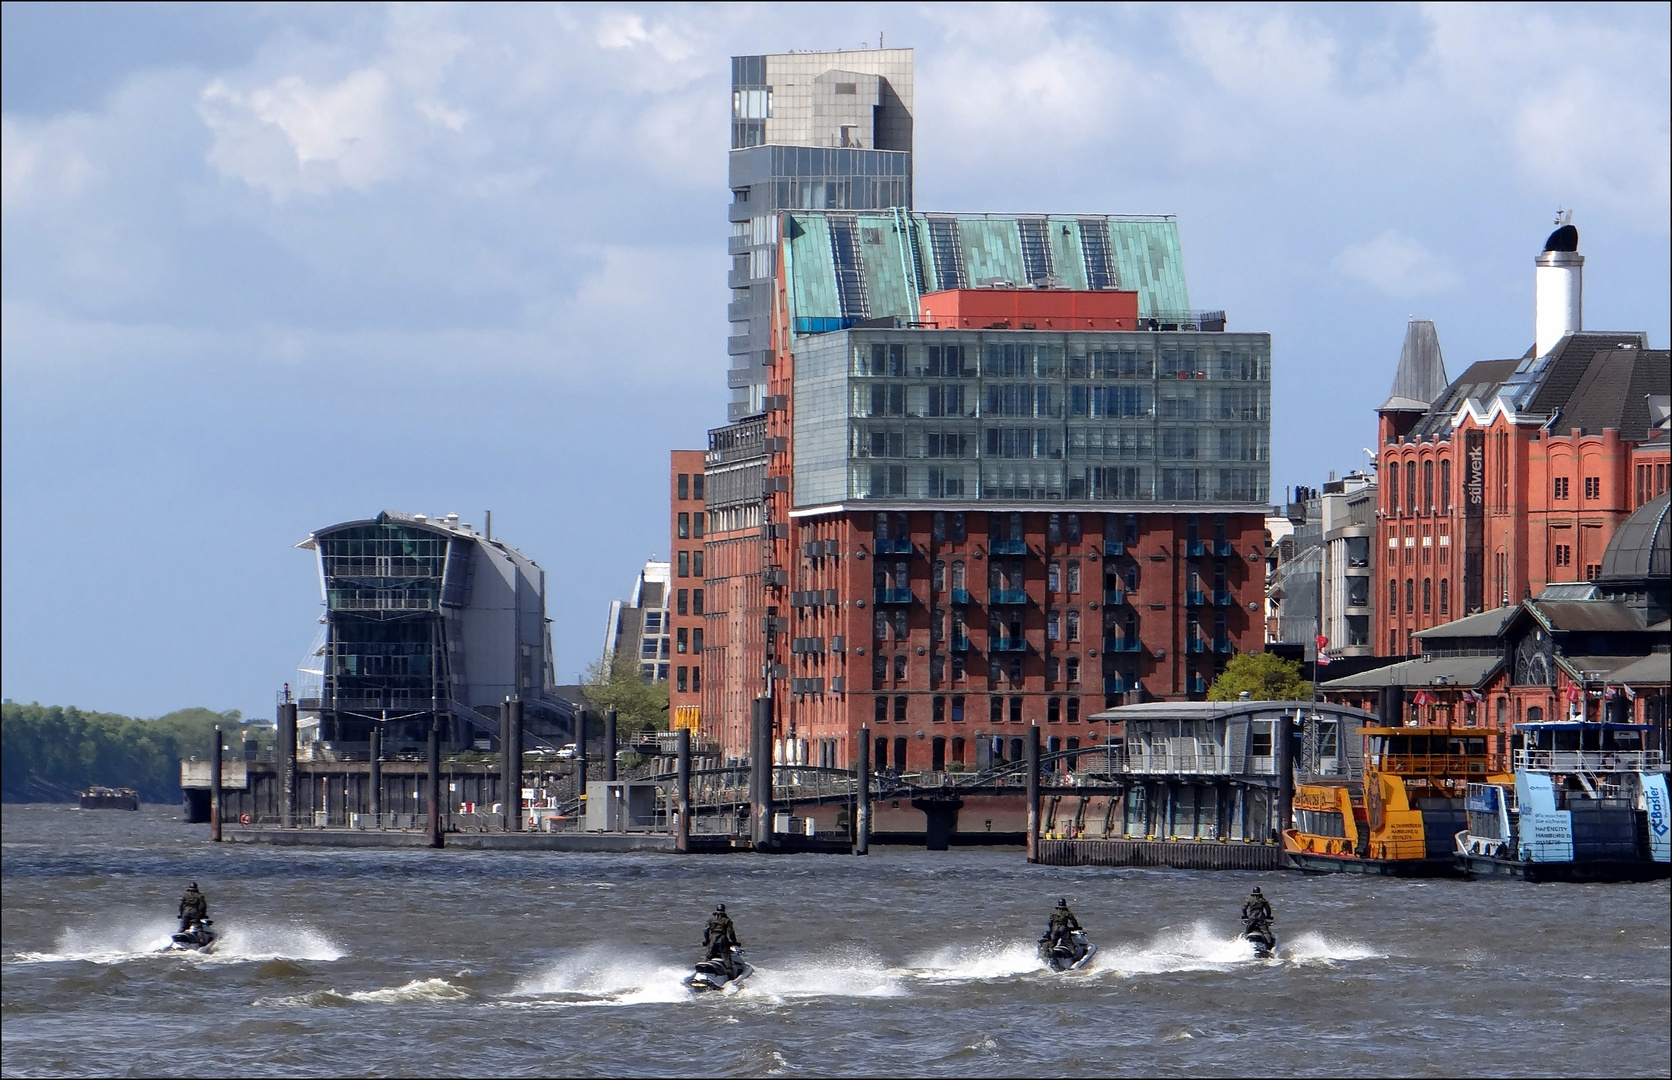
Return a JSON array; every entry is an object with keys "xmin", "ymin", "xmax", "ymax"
[{"xmin": 793, "ymin": 329, "xmax": 1272, "ymax": 509}]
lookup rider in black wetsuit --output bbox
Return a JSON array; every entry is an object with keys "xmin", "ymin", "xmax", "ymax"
[
  {"xmin": 1241, "ymin": 887, "xmax": 1273, "ymax": 933},
  {"xmin": 702, "ymin": 904, "xmax": 740, "ymax": 961},
  {"xmin": 1045, "ymin": 899, "xmax": 1082, "ymax": 949}
]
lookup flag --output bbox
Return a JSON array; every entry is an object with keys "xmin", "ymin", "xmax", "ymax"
[
  {"xmin": 1624, "ymin": 684, "xmax": 1638, "ymax": 701},
  {"xmin": 1412, "ymin": 690, "xmax": 1435, "ymax": 706},
  {"xmin": 1566, "ymin": 684, "xmax": 1582, "ymax": 705},
  {"xmin": 1604, "ymin": 685, "xmax": 1618, "ymax": 701},
  {"xmin": 1315, "ymin": 652, "xmax": 1332, "ymax": 667},
  {"xmin": 1315, "ymin": 634, "xmax": 1329, "ymax": 650}
]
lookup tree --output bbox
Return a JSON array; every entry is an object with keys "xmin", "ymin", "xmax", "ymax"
[
  {"xmin": 1207, "ymin": 653, "xmax": 1312, "ymax": 702},
  {"xmin": 581, "ymin": 650, "xmax": 669, "ymax": 738},
  {"xmin": 1, "ymin": 702, "xmax": 248, "ymax": 803}
]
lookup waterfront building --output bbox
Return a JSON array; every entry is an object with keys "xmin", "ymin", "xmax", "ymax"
[
  {"xmin": 727, "ymin": 48, "xmax": 915, "ymax": 420},
  {"xmin": 1373, "ymin": 225, "xmax": 1671, "ymax": 657},
  {"xmin": 698, "ymin": 418, "xmax": 770, "ymax": 760},
  {"xmin": 738, "ymin": 208, "xmax": 1269, "ymax": 771},
  {"xmin": 668, "ymin": 450, "xmax": 707, "ymax": 731},
  {"xmin": 1266, "ymin": 472, "xmax": 1379, "ymax": 659},
  {"xmin": 1321, "ymin": 492, "xmax": 1672, "ymax": 768},
  {"xmin": 602, "ymin": 559, "xmax": 672, "ymax": 683},
  {"xmin": 295, "ymin": 511, "xmax": 570, "ymax": 755}
]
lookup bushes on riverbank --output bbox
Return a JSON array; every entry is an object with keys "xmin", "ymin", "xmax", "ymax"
[{"xmin": 0, "ymin": 703, "xmax": 252, "ymax": 804}]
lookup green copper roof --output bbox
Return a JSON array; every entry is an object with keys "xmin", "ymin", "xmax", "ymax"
[{"xmin": 783, "ymin": 211, "xmax": 1191, "ymax": 327}]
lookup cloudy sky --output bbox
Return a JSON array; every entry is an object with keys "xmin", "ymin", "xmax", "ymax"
[{"xmin": 3, "ymin": 2, "xmax": 1668, "ymax": 720}]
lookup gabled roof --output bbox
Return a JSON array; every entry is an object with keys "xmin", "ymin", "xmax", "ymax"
[
  {"xmin": 1407, "ymin": 359, "xmax": 1519, "ymax": 439},
  {"xmin": 1413, "ymin": 605, "xmax": 1520, "ymax": 640},
  {"xmin": 1526, "ymin": 332, "xmax": 1651, "ymax": 416},
  {"xmin": 1527, "ymin": 599, "xmax": 1650, "ymax": 634},
  {"xmin": 1557, "ymin": 349, "xmax": 1670, "ymax": 439},
  {"xmin": 1319, "ymin": 653, "xmax": 1503, "ymax": 691}
]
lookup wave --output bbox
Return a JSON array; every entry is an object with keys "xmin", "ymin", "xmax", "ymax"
[
  {"xmin": 9, "ymin": 918, "xmax": 343, "ymax": 965},
  {"xmin": 511, "ymin": 945, "xmax": 909, "ymax": 1006},
  {"xmin": 907, "ymin": 940, "xmax": 1045, "ymax": 981},
  {"xmin": 257, "ymin": 978, "xmax": 468, "ymax": 1008}
]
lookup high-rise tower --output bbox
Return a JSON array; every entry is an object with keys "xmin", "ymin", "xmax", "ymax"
[{"xmin": 727, "ymin": 49, "xmax": 914, "ymax": 420}]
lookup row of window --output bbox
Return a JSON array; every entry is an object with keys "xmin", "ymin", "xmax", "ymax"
[
  {"xmin": 1391, "ymin": 577, "xmax": 1450, "ymax": 617},
  {"xmin": 675, "ymin": 628, "xmax": 705, "ymax": 655},
  {"xmin": 1385, "ymin": 458, "xmax": 1453, "ymax": 516},
  {"xmin": 676, "ymin": 550, "xmax": 705, "ymax": 577},
  {"xmin": 872, "ymin": 694, "xmax": 1086, "ymax": 724},
  {"xmin": 675, "ymin": 473, "xmax": 706, "ymax": 501},
  {"xmin": 853, "ymin": 342, "xmax": 1268, "ymax": 382},
  {"xmin": 675, "ymin": 513, "xmax": 705, "ymax": 540},
  {"xmin": 674, "ymin": 666, "xmax": 702, "ymax": 693}
]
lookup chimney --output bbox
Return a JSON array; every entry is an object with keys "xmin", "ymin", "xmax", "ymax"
[{"xmin": 1535, "ymin": 217, "xmax": 1581, "ymax": 359}]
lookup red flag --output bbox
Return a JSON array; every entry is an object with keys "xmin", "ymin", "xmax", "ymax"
[
  {"xmin": 1624, "ymin": 684, "xmax": 1638, "ymax": 701},
  {"xmin": 1315, "ymin": 652, "xmax": 1332, "ymax": 667},
  {"xmin": 1412, "ymin": 690, "xmax": 1435, "ymax": 706},
  {"xmin": 1603, "ymin": 685, "xmax": 1618, "ymax": 701},
  {"xmin": 1566, "ymin": 684, "xmax": 1582, "ymax": 705},
  {"xmin": 1315, "ymin": 634, "xmax": 1329, "ymax": 649}
]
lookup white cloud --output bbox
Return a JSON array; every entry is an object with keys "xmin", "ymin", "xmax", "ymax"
[{"xmin": 1333, "ymin": 230, "xmax": 1462, "ymax": 297}]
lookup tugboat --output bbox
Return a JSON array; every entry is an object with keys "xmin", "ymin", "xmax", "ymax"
[
  {"xmin": 1284, "ymin": 724, "xmax": 1487, "ymax": 876},
  {"xmin": 79, "ymin": 786, "xmax": 140, "ymax": 810},
  {"xmin": 1455, "ymin": 719, "xmax": 1670, "ymax": 882}
]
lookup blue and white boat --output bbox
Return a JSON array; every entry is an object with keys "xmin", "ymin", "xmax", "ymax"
[{"xmin": 1455, "ymin": 720, "xmax": 1670, "ymax": 882}]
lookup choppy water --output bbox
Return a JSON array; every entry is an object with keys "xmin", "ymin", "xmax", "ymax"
[{"xmin": 3, "ymin": 804, "xmax": 1667, "ymax": 1077}]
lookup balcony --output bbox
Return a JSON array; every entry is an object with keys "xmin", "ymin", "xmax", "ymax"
[
  {"xmin": 874, "ymin": 588, "xmax": 914, "ymax": 605},
  {"xmin": 1104, "ymin": 587, "xmax": 1125, "ymax": 606},
  {"xmin": 1189, "ymin": 675, "xmax": 1209, "ymax": 694},
  {"xmin": 1188, "ymin": 638, "xmax": 1207, "ymax": 654},
  {"xmin": 1101, "ymin": 540, "xmax": 1125, "ymax": 557},
  {"xmin": 950, "ymin": 588, "xmax": 971, "ymax": 605},
  {"xmin": 1213, "ymin": 540, "xmax": 1235, "ymax": 557},
  {"xmin": 1104, "ymin": 676, "xmax": 1129, "ymax": 695},
  {"xmin": 1186, "ymin": 589, "xmax": 1207, "ymax": 606},
  {"xmin": 990, "ymin": 637, "xmax": 1028, "ymax": 653},
  {"xmin": 1107, "ymin": 637, "xmax": 1143, "ymax": 653},
  {"xmin": 1213, "ymin": 589, "xmax": 1234, "ymax": 606},
  {"xmin": 1186, "ymin": 540, "xmax": 1208, "ymax": 558},
  {"xmin": 874, "ymin": 538, "xmax": 915, "ymax": 555},
  {"xmin": 989, "ymin": 539, "xmax": 1028, "ymax": 556},
  {"xmin": 950, "ymin": 635, "xmax": 970, "ymax": 653},
  {"xmin": 989, "ymin": 589, "xmax": 1028, "ymax": 605}
]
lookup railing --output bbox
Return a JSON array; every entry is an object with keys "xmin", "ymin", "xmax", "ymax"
[
  {"xmin": 990, "ymin": 589, "xmax": 1028, "ymax": 605},
  {"xmin": 328, "ymin": 597, "xmax": 438, "ymax": 612},
  {"xmin": 873, "ymin": 538, "xmax": 915, "ymax": 555},
  {"xmin": 950, "ymin": 588, "xmax": 971, "ymax": 605},
  {"xmin": 1213, "ymin": 590, "xmax": 1234, "ymax": 606},
  {"xmin": 1101, "ymin": 540, "xmax": 1125, "ymax": 557},
  {"xmin": 874, "ymin": 588, "xmax": 915, "ymax": 604},
  {"xmin": 1369, "ymin": 754, "xmax": 1491, "ymax": 775},
  {"xmin": 991, "ymin": 637, "xmax": 1028, "ymax": 652},
  {"xmin": 1214, "ymin": 541, "xmax": 1234, "ymax": 557},
  {"xmin": 1186, "ymin": 589, "xmax": 1207, "ymax": 606},
  {"xmin": 1122, "ymin": 752, "xmax": 1232, "ymax": 775},
  {"xmin": 1104, "ymin": 677, "xmax": 1130, "ymax": 695},
  {"xmin": 1188, "ymin": 638, "xmax": 1207, "ymax": 654},
  {"xmin": 989, "ymin": 539, "xmax": 1028, "ymax": 556},
  {"xmin": 1107, "ymin": 637, "xmax": 1143, "ymax": 653},
  {"xmin": 950, "ymin": 635, "xmax": 970, "ymax": 653},
  {"xmin": 1186, "ymin": 540, "xmax": 1208, "ymax": 557},
  {"xmin": 1515, "ymin": 748, "xmax": 1664, "ymax": 773},
  {"xmin": 1214, "ymin": 637, "xmax": 1234, "ymax": 654},
  {"xmin": 1104, "ymin": 587, "xmax": 1125, "ymax": 605}
]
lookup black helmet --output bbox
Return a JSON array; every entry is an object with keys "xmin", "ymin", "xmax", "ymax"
[
  {"xmin": 189, "ymin": 882, "xmax": 198, "ymax": 889},
  {"xmin": 715, "ymin": 903, "xmax": 726, "ymax": 912},
  {"xmin": 1251, "ymin": 887, "xmax": 1262, "ymax": 895},
  {"xmin": 1057, "ymin": 898, "xmax": 1068, "ymax": 906}
]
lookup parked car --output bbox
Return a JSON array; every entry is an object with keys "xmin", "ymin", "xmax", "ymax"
[{"xmin": 555, "ymin": 744, "xmax": 578, "ymax": 760}]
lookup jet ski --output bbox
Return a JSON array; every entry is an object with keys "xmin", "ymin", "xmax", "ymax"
[
  {"xmin": 1241, "ymin": 918, "xmax": 1277, "ymax": 959},
  {"xmin": 683, "ymin": 944, "xmax": 753, "ymax": 993},
  {"xmin": 1038, "ymin": 929, "xmax": 1097, "ymax": 972},
  {"xmin": 168, "ymin": 919, "xmax": 219, "ymax": 954}
]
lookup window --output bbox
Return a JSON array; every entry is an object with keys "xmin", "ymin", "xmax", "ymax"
[
  {"xmin": 1067, "ymin": 561, "xmax": 1081, "ymax": 593},
  {"xmin": 692, "ymin": 514, "xmax": 703, "ymax": 539},
  {"xmin": 676, "ymin": 666, "xmax": 688, "ymax": 692},
  {"xmin": 933, "ymin": 560, "xmax": 946, "ymax": 590},
  {"xmin": 1405, "ymin": 578, "xmax": 1414, "ymax": 614},
  {"xmin": 1067, "ymin": 515, "xmax": 1081, "ymax": 543},
  {"xmin": 933, "ymin": 513, "xmax": 946, "ymax": 541},
  {"xmin": 1009, "ymin": 696, "xmax": 1023, "ymax": 722},
  {"xmin": 951, "ymin": 513, "xmax": 966, "ymax": 542},
  {"xmin": 1554, "ymin": 476, "xmax": 1569, "ymax": 500},
  {"xmin": 1405, "ymin": 462, "xmax": 1417, "ymax": 514},
  {"xmin": 1047, "ymin": 656, "xmax": 1060, "ymax": 682},
  {"xmin": 1422, "ymin": 578, "xmax": 1431, "ymax": 614},
  {"xmin": 894, "ymin": 695, "xmax": 907, "ymax": 722},
  {"xmin": 1584, "ymin": 476, "xmax": 1600, "ymax": 500},
  {"xmin": 692, "ymin": 628, "xmax": 702, "ymax": 654},
  {"xmin": 1439, "ymin": 578, "xmax": 1449, "ymax": 615},
  {"xmin": 894, "ymin": 655, "xmax": 907, "ymax": 680},
  {"xmin": 952, "ymin": 695, "xmax": 965, "ymax": 722},
  {"xmin": 1554, "ymin": 543, "xmax": 1571, "ymax": 568},
  {"xmin": 1388, "ymin": 462, "xmax": 1400, "ymax": 513},
  {"xmin": 1067, "ymin": 610, "xmax": 1081, "ymax": 642},
  {"xmin": 1048, "ymin": 561, "xmax": 1061, "ymax": 592},
  {"xmin": 1048, "ymin": 514, "xmax": 1062, "ymax": 543},
  {"xmin": 990, "ymin": 696, "xmax": 1003, "ymax": 723},
  {"xmin": 875, "ymin": 696, "xmax": 888, "ymax": 724},
  {"xmin": 1585, "ymin": 562, "xmax": 1601, "ymax": 581},
  {"xmin": 1423, "ymin": 460, "xmax": 1434, "ymax": 513},
  {"xmin": 678, "ymin": 474, "xmax": 689, "ymax": 500},
  {"xmin": 1440, "ymin": 459, "xmax": 1451, "ymax": 512},
  {"xmin": 693, "ymin": 475, "xmax": 703, "ymax": 500},
  {"xmin": 677, "ymin": 512, "xmax": 690, "ymax": 539},
  {"xmin": 677, "ymin": 628, "xmax": 688, "ymax": 653},
  {"xmin": 693, "ymin": 589, "xmax": 704, "ymax": 615},
  {"xmin": 1067, "ymin": 698, "xmax": 1080, "ymax": 723},
  {"xmin": 1048, "ymin": 697, "xmax": 1061, "ymax": 723},
  {"xmin": 933, "ymin": 695, "xmax": 946, "ymax": 722},
  {"xmin": 1389, "ymin": 578, "xmax": 1398, "ymax": 614},
  {"xmin": 951, "ymin": 560, "xmax": 966, "ymax": 589},
  {"xmin": 692, "ymin": 551, "xmax": 704, "ymax": 576},
  {"xmin": 691, "ymin": 667, "xmax": 700, "ymax": 692},
  {"xmin": 895, "ymin": 610, "xmax": 909, "ymax": 640},
  {"xmin": 1066, "ymin": 657, "xmax": 1081, "ymax": 684},
  {"xmin": 874, "ymin": 653, "xmax": 887, "ymax": 680},
  {"xmin": 1047, "ymin": 610, "xmax": 1061, "ymax": 641},
  {"xmin": 677, "ymin": 551, "xmax": 689, "ymax": 577},
  {"xmin": 677, "ymin": 589, "xmax": 689, "ymax": 615}
]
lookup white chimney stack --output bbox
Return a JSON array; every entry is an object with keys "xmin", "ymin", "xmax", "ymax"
[{"xmin": 1534, "ymin": 215, "xmax": 1581, "ymax": 359}]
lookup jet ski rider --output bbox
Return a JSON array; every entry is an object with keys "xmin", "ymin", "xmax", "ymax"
[
  {"xmin": 703, "ymin": 903, "xmax": 740, "ymax": 961},
  {"xmin": 1241, "ymin": 886, "xmax": 1273, "ymax": 930},
  {"xmin": 1045, "ymin": 898, "xmax": 1082, "ymax": 950},
  {"xmin": 178, "ymin": 882, "xmax": 208, "ymax": 932}
]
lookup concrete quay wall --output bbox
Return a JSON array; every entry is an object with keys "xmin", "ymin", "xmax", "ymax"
[{"xmin": 1036, "ymin": 838, "xmax": 1286, "ymax": 871}]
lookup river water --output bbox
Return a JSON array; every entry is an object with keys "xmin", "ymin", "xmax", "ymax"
[{"xmin": 2, "ymin": 803, "xmax": 1667, "ymax": 1078}]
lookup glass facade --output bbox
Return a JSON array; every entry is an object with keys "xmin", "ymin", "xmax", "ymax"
[{"xmin": 793, "ymin": 329, "xmax": 1271, "ymax": 507}]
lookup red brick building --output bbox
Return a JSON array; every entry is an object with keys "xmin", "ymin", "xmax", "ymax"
[
  {"xmin": 667, "ymin": 449, "xmax": 706, "ymax": 733},
  {"xmin": 1374, "ymin": 225, "xmax": 1670, "ymax": 656}
]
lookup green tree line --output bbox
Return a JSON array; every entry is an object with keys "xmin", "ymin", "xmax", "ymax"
[{"xmin": 1, "ymin": 702, "xmax": 259, "ymax": 804}]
